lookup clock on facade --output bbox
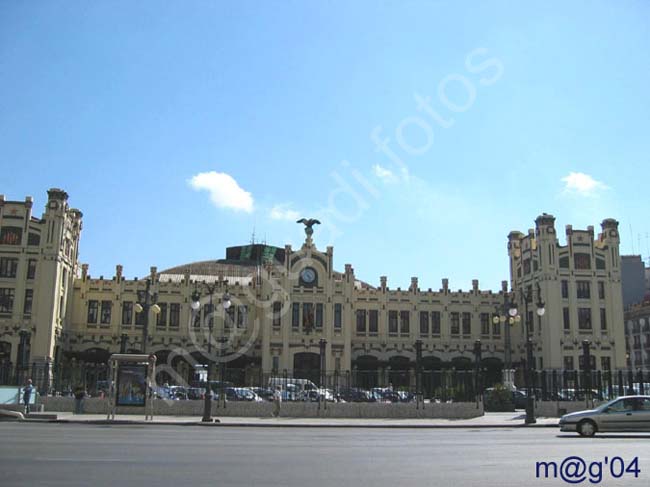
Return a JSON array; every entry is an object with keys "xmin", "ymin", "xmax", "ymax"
[{"xmin": 300, "ymin": 267, "xmax": 317, "ymax": 285}]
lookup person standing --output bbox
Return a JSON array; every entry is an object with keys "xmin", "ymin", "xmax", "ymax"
[
  {"xmin": 73, "ymin": 385, "xmax": 86, "ymax": 414},
  {"xmin": 22, "ymin": 379, "xmax": 34, "ymax": 415},
  {"xmin": 272, "ymin": 386, "xmax": 282, "ymax": 418}
]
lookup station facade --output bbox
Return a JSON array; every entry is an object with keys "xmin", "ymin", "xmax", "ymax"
[{"xmin": 0, "ymin": 189, "xmax": 627, "ymax": 389}]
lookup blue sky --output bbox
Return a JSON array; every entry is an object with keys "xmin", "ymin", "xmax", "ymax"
[{"xmin": 1, "ymin": 1, "xmax": 649, "ymax": 291}]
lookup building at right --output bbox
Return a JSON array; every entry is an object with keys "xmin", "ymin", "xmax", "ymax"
[{"xmin": 508, "ymin": 214, "xmax": 626, "ymax": 372}]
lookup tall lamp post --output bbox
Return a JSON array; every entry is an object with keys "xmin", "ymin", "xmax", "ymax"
[
  {"xmin": 192, "ymin": 286, "xmax": 231, "ymax": 422},
  {"xmin": 134, "ymin": 279, "xmax": 160, "ymax": 354},
  {"xmin": 522, "ymin": 283, "xmax": 545, "ymax": 425},
  {"xmin": 493, "ymin": 285, "xmax": 520, "ymax": 389}
]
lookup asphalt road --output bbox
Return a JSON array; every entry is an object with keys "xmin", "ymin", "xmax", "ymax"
[{"xmin": 1, "ymin": 423, "xmax": 649, "ymax": 486}]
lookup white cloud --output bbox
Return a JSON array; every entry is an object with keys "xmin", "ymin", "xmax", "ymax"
[
  {"xmin": 188, "ymin": 171, "xmax": 254, "ymax": 213},
  {"xmin": 270, "ymin": 204, "xmax": 300, "ymax": 221},
  {"xmin": 372, "ymin": 164, "xmax": 399, "ymax": 183},
  {"xmin": 561, "ymin": 172, "xmax": 608, "ymax": 196}
]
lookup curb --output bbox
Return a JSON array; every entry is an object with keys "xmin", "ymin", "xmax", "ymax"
[{"xmin": 23, "ymin": 418, "xmax": 560, "ymax": 429}]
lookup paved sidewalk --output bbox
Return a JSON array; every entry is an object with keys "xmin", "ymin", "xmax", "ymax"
[{"xmin": 13, "ymin": 411, "xmax": 559, "ymax": 428}]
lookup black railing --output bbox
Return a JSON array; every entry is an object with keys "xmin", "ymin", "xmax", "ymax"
[{"xmin": 2, "ymin": 361, "xmax": 647, "ymax": 404}]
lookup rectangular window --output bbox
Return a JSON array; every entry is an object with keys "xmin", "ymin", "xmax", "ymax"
[
  {"xmin": 450, "ymin": 312, "xmax": 460, "ymax": 336},
  {"xmin": 369, "ymin": 310, "xmax": 378, "ymax": 334},
  {"xmin": 237, "ymin": 305, "xmax": 248, "ymax": 328},
  {"xmin": 122, "ymin": 302, "xmax": 133, "ymax": 326},
  {"xmin": 601, "ymin": 356, "xmax": 611, "ymax": 371},
  {"xmin": 576, "ymin": 281, "xmax": 591, "ymax": 299},
  {"xmin": 272, "ymin": 301, "xmax": 282, "ymax": 328},
  {"xmin": 135, "ymin": 305, "xmax": 145, "ymax": 327},
  {"xmin": 315, "ymin": 303, "xmax": 323, "ymax": 329},
  {"xmin": 419, "ymin": 311, "xmax": 429, "ymax": 337},
  {"xmin": 600, "ymin": 308, "xmax": 607, "ymax": 332},
  {"xmin": 87, "ymin": 300, "xmax": 98, "ymax": 324},
  {"xmin": 563, "ymin": 307, "xmax": 570, "ymax": 332},
  {"xmin": 100, "ymin": 300, "xmax": 112, "ymax": 325},
  {"xmin": 598, "ymin": 282, "xmax": 605, "ymax": 300},
  {"xmin": 169, "ymin": 303, "xmax": 180, "ymax": 328},
  {"xmin": 23, "ymin": 289, "xmax": 33, "ymax": 315},
  {"xmin": 334, "ymin": 303, "xmax": 342, "ymax": 330},
  {"xmin": 388, "ymin": 310, "xmax": 398, "ymax": 335},
  {"xmin": 27, "ymin": 259, "xmax": 37, "ymax": 280},
  {"xmin": 480, "ymin": 313, "xmax": 490, "ymax": 336},
  {"xmin": 302, "ymin": 303, "xmax": 313, "ymax": 331},
  {"xmin": 356, "ymin": 310, "xmax": 366, "ymax": 335},
  {"xmin": 226, "ymin": 306, "xmax": 235, "ymax": 329},
  {"xmin": 0, "ymin": 288, "xmax": 14, "ymax": 314},
  {"xmin": 431, "ymin": 311, "xmax": 441, "ymax": 335},
  {"xmin": 564, "ymin": 356, "xmax": 574, "ymax": 370},
  {"xmin": 462, "ymin": 312, "xmax": 471, "ymax": 336},
  {"xmin": 574, "ymin": 253, "xmax": 591, "ymax": 270},
  {"xmin": 578, "ymin": 308, "xmax": 592, "ymax": 330},
  {"xmin": 272, "ymin": 356, "xmax": 280, "ymax": 373},
  {"xmin": 492, "ymin": 318, "xmax": 501, "ymax": 337},
  {"xmin": 0, "ymin": 258, "xmax": 18, "ymax": 278},
  {"xmin": 400, "ymin": 310, "xmax": 410, "ymax": 335},
  {"xmin": 561, "ymin": 280, "xmax": 568, "ymax": 299},
  {"xmin": 157, "ymin": 303, "xmax": 167, "ymax": 328},
  {"xmin": 0, "ymin": 227, "xmax": 22, "ymax": 245},
  {"xmin": 292, "ymin": 303, "xmax": 300, "ymax": 329}
]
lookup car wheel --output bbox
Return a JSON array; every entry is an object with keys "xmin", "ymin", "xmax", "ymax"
[{"xmin": 577, "ymin": 419, "xmax": 597, "ymax": 437}]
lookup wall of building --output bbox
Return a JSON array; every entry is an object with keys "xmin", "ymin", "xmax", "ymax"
[
  {"xmin": 1, "ymin": 190, "xmax": 631, "ymax": 395},
  {"xmin": 0, "ymin": 189, "xmax": 81, "ymax": 374},
  {"xmin": 624, "ymin": 302, "xmax": 650, "ymax": 369},
  {"xmin": 621, "ymin": 255, "xmax": 646, "ymax": 308},
  {"xmin": 508, "ymin": 214, "xmax": 626, "ymax": 371}
]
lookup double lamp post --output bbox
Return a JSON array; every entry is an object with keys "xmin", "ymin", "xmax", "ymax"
[
  {"xmin": 493, "ymin": 282, "xmax": 545, "ymax": 424},
  {"xmin": 191, "ymin": 284, "xmax": 231, "ymax": 423}
]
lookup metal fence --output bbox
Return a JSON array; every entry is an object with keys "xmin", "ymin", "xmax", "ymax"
[
  {"xmin": 1, "ymin": 360, "xmax": 648, "ymax": 404},
  {"xmin": 529, "ymin": 369, "xmax": 650, "ymax": 402}
]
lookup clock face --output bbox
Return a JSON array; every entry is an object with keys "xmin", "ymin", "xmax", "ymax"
[{"xmin": 300, "ymin": 267, "xmax": 316, "ymax": 284}]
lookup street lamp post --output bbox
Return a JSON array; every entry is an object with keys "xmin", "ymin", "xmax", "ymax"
[
  {"xmin": 192, "ymin": 285, "xmax": 231, "ymax": 423},
  {"xmin": 493, "ymin": 284, "xmax": 519, "ymax": 389},
  {"xmin": 415, "ymin": 339, "xmax": 423, "ymax": 409},
  {"xmin": 522, "ymin": 283, "xmax": 545, "ymax": 425},
  {"xmin": 473, "ymin": 339, "xmax": 482, "ymax": 407},
  {"xmin": 134, "ymin": 279, "xmax": 160, "ymax": 354},
  {"xmin": 319, "ymin": 338, "xmax": 327, "ymax": 409}
]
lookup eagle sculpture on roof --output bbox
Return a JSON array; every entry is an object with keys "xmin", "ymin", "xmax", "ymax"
[{"xmin": 296, "ymin": 218, "xmax": 321, "ymax": 237}]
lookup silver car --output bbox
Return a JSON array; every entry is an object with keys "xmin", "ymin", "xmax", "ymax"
[{"xmin": 559, "ymin": 395, "xmax": 650, "ymax": 436}]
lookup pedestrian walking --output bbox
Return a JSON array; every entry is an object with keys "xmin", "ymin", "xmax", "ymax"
[
  {"xmin": 22, "ymin": 379, "xmax": 34, "ymax": 415},
  {"xmin": 73, "ymin": 385, "xmax": 86, "ymax": 414},
  {"xmin": 272, "ymin": 386, "xmax": 282, "ymax": 417}
]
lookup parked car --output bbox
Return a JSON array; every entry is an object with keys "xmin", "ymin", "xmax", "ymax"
[
  {"xmin": 187, "ymin": 387, "xmax": 210, "ymax": 400},
  {"xmin": 168, "ymin": 386, "xmax": 188, "ymax": 400},
  {"xmin": 250, "ymin": 387, "xmax": 275, "ymax": 401},
  {"xmin": 338, "ymin": 387, "xmax": 373, "ymax": 403},
  {"xmin": 559, "ymin": 395, "xmax": 650, "ymax": 436},
  {"xmin": 512, "ymin": 390, "xmax": 527, "ymax": 409},
  {"xmin": 223, "ymin": 387, "xmax": 263, "ymax": 402},
  {"xmin": 299, "ymin": 389, "xmax": 334, "ymax": 402}
]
